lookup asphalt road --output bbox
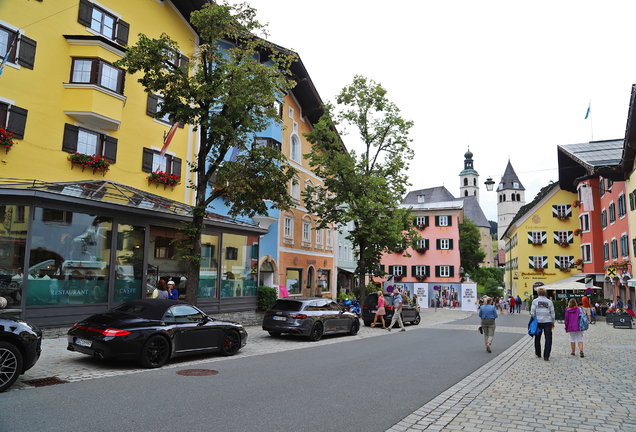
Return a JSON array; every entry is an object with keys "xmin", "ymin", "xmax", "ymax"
[{"xmin": 0, "ymin": 315, "xmax": 526, "ymax": 432}]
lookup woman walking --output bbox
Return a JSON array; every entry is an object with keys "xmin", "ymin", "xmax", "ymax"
[
  {"xmin": 564, "ymin": 298, "xmax": 584, "ymax": 358},
  {"xmin": 479, "ymin": 297, "xmax": 498, "ymax": 353},
  {"xmin": 371, "ymin": 291, "xmax": 387, "ymax": 328}
]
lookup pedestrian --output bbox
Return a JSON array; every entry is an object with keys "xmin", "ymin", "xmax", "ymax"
[
  {"xmin": 478, "ymin": 296, "xmax": 498, "ymax": 353},
  {"xmin": 616, "ymin": 296, "xmax": 623, "ymax": 309},
  {"xmin": 564, "ymin": 298, "xmax": 584, "ymax": 358},
  {"xmin": 413, "ymin": 293, "xmax": 419, "ymax": 311},
  {"xmin": 167, "ymin": 280, "xmax": 179, "ymax": 300},
  {"xmin": 509, "ymin": 296, "xmax": 515, "ymax": 314},
  {"xmin": 154, "ymin": 279, "xmax": 169, "ymax": 299},
  {"xmin": 499, "ymin": 298, "xmax": 505, "ymax": 314},
  {"xmin": 530, "ymin": 287, "xmax": 556, "ymax": 361},
  {"xmin": 626, "ymin": 300, "xmax": 635, "ymax": 321},
  {"xmin": 516, "ymin": 295, "xmax": 522, "ymax": 313},
  {"xmin": 387, "ymin": 290, "xmax": 405, "ymax": 332},
  {"xmin": 581, "ymin": 294, "xmax": 591, "ymax": 322},
  {"xmin": 371, "ymin": 291, "xmax": 387, "ymax": 328}
]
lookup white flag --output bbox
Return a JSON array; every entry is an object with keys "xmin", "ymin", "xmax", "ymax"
[{"xmin": 581, "ymin": 186, "xmax": 594, "ymax": 211}]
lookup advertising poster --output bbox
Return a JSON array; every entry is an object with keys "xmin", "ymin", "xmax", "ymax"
[
  {"xmin": 414, "ymin": 283, "xmax": 428, "ymax": 308},
  {"xmin": 461, "ymin": 283, "xmax": 478, "ymax": 311}
]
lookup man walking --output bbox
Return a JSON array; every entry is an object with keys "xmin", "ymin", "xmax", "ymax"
[
  {"xmin": 515, "ymin": 295, "xmax": 522, "ymax": 313},
  {"xmin": 509, "ymin": 296, "xmax": 515, "ymax": 314},
  {"xmin": 387, "ymin": 290, "xmax": 405, "ymax": 332},
  {"xmin": 531, "ymin": 287, "xmax": 555, "ymax": 361}
]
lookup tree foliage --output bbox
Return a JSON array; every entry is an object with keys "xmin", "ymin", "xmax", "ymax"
[
  {"xmin": 115, "ymin": 1, "xmax": 297, "ymax": 304},
  {"xmin": 459, "ymin": 218, "xmax": 486, "ymax": 276},
  {"xmin": 303, "ymin": 76, "xmax": 416, "ymax": 298}
]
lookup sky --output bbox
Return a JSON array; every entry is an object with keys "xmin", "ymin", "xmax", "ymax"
[{"xmin": 230, "ymin": 0, "xmax": 636, "ymax": 221}]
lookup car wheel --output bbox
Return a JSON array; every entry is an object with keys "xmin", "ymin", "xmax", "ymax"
[
  {"xmin": 0, "ymin": 341, "xmax": 23, "ymax": 392},
  {"xmin": 308, "ymin": 322, "xmax": 323, "ymax": 341},
  {"xmin": 412, "ymin": 313, "xmax": 421, "ymax": 326},
  {"xmin": 139, "ymin": 335, "xmax": 170, "ymax": 368},
  {"xmin": 349, "ymin": 320, "xmax": 360, "ymax": 335},
  {"xmin": 268, "ymin": 331, "xmax": 281, "ymax": 337},
  {"xmin": 220, "ymin": 329, "xmax": 241, "ymax": 356}
]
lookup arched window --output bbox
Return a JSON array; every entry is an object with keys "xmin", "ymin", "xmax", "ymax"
[
  {"xmin": 473, "ymin": 191, "xmax": 476, "ymax": 196},
  {"xmin": 464, "ymin": 190, "xmax": 468, "ymax": 196},
  {"xmin": 290, "ymin": 135, "xmax": 300, "ymax": 163},
  {"xmin": 463, "ymin": 178, "xmax": 468, "ymax": 186},
  {"xmin": 499, "ymin": 195, "xmax": 502, "ymax": 202},
  {"xmin": 473, "ymin": 178, "xmax": 476, "ymax": 186},
  {"xmin": 512, "ymin": 194, "xmax": 516, "ymax": 201},
  {"xmin": 291, "ymin": 177, "xmax": 300, "ymax": 201},
  {"xmin": 502, "ymin": 194, "xmax": 506, "ymax": 202},
  {"xmin": 516, "ymin": 193, "xmax": 520, "ymax": 201}
]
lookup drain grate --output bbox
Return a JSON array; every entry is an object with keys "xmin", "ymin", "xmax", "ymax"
[
  {"xmin": 176, "ymin": 369, "xmax": 219, "ymax": 376},
  {"xmin": 22, "ymin": 376, "xmax": 69, "ymax": 387}
]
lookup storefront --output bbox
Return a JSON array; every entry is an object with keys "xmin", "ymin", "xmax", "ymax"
[
  {"xmin": 383, "ymin": 281, "xmax": 478, "ymax": 312},
  {"xmin": 0, "ymin": 180, "xmax": 266, "ymax": 327}
]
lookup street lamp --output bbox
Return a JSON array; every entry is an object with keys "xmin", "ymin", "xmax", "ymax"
[{"xmin": 484, "ymin": 177, "xmax": 495, "ymax": 191}]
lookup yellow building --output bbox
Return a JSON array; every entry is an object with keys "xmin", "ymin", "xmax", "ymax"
[{"xmin": 501, "ymin": 182, "xmax": 581, "ymax": 301}]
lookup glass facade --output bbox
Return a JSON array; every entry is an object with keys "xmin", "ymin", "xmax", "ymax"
[
  {"xmin": 220, "ymin": 233, "xmax": 258, "ymax": 297},
  {"xmin": 198, "ymin": 234, "xmax": 219, "ymax": 299},
  {"xmin": 113, "ymin": 224, "xmax": 145, "ymax": 303},
  {"xmin": 0, "ymin": 205, "xmax": 28, "ymax": 308}
]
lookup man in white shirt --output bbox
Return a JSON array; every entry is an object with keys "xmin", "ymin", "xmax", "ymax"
[{"xmin": 387, "ymin": 290, "xmax": 406, "ymax": 332}]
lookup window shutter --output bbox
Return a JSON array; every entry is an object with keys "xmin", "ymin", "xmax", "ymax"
[
  {"xmin": 543, "ymin": 256, "xmax": 548, "ymax": 269},
  {"xmin": 388, "ymin": 266, "xmax": 394, "ymax": 275},
  {"xmin": 449, "ymin": 239, "xmax": 453, "ymax": 250},
  {"xmin": 541, "ymin": 231, "xmax": 547, "ymax": 244},
  {"xmin": 554, "ymin": 257, "xmax": 561, "ymax": 269},
  {"xmin": 78, "ymin": 0, "xmax": 93, "ymax": 26},
  {"xmin": 103, "ymin": 136, "xmax": 118, "ymax": 163},
  {"xmin": 17, "ymin": 35, "xmax": 36, "ymax": 70},
  {"xmin": 552, "ymin": 205, "xmax": 557, "ymax": 217},
  {"xmin": 436, "ymin": 239, "xmax": 441, "ymax": 250},
  {"xmin": 527, "ymin": 232, "xmax": 533, "ymax": 244},
  {"xmin": 425, "ymin": 216, "xmax": 429, "ymax": 226},
  {"xmin": 631, "ymin": 192, "xmax": 635, "ymax": 211},
  {"xmin": 411, "ymin": 266, "xmax": 416, "ymax": 277},
  {"xmin": 435, "ymin": 216, "xmax": 439, "ymax": 226},
  {"xmin": 142, "ymin": 148, "xmax": 154, "ymax": 172},
  {"xmin": 146, "ymin": 94, "xmax": 159, "ymax": 116},
  {"xmin": 447, "ymin": 216, "xmax": 452, "ymax": 226},
  {"xmin": 413, "ymin": 218, "xmax": 418, "ymax": 227},
  {"xmin": 179, "ymin": 54, "xmax": 189, "ymax": 67},
  {"xmin": 401, "ymin": 266, "xmax": 407, "ymax": 276},
  {"xmin": 7, "ymin": 106, "xmax": 27, "ymax": 140},
  {"xmin": 380, "ymin": 265, "xmax": 385, "ymax": 273},
  {"xmin": 425, "ymin": 239, "xmax": 429, "ymax": 249},
  {"xmin": 568, "ymin": 231, "xmax": 574, "ymax": 244},
  {"xmin": 528, "ymin": 257, "xmax": 534, "ymax": 269},
  {"xmin": 435, "ymin": 266, "xmax": 440, "ymax": 277},
  {"xmin": 449, "ymin": 266, "xmax": 454, "ymax": 277},
  {"xmin": 171, "ymin": 157, "xmax": 182, "ymax": 177},
  {"xmin": 62, "ymin": 123, "xmax": 79, "ymax": 153},
  {"xmin": 115, "ymin": 20, "xmax": 130, "ymax": 45},
  {"xmin": 425, "ymin": 265, "xmax": 430, "ymax": 277}
]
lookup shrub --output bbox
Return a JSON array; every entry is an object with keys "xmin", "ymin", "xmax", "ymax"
[{"xmin": 257, "ymin": 286, "xmax": 277, "ymax": 311}]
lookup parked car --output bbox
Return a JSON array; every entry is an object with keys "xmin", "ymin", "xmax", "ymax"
[
  {"xmin": 67, "ymin": 299, "xmax": 247, "ymax": 368},
  {"xmin": 0, "ymin": 315, "xmax": 42, "ymax": 392},
  {"xmin": 361, "ymin": 292, "xmax": 421, "ymax": 327},
  {"xmin": 262, "ymin": 297, "xmax": 360, "ymax": 341}
]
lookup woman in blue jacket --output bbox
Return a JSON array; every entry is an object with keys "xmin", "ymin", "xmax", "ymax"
[{"xmin": 479, "ymin": 297, "xmax": 498, "ymax": 353}]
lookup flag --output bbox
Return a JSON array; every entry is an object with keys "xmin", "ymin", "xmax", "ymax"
[
  {"xmin": 0, "ymin": 35, "xmax": 19, "ymax": 79},
  {"xmin": 584, "ymin": 102, "xmax": 591, "ymax": 120},
  {"xmin": 159, "ymin": 121, "xmax": 180, "ymax": 156}
]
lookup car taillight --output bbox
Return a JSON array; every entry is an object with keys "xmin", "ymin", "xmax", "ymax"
[
  {"xmin": 289, "ymin": 314, "xmax": 307, "ymax": 319},
  {"xmin": 102, "ymin": 328, "xmax": 131, "ymax": 337}
]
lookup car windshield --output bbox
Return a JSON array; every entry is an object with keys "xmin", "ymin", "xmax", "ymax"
[{"xmin": 270, "ymin": 300, "xmax": 303, "ymax": 311}]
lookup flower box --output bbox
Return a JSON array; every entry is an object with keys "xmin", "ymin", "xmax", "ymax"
[
  {"xmin": 415, "ymin": 275, "xmax": 427, "ymax": 281},
  {"xmin": 148, "ymin": 171, "xmax": 180, "ymax": 188},
  {"xmin": 557, "ymin": 241, "xmax": 569, "ymax": 247},
  {"xmin": 68, "ymin": 152, "xmax": 111, "ymax": 175},
  {"xmin": 393, "ymin": 275, "xmax": 403, "ymax": 282},
  {"xmin": 0, "ymin": 127, "xmax": 15, "ymax": 154},
  {"xmin": 613, "ymin": 315, "xmax": 633, "ymax": 329},
  {"xmin": 416, "ymin": 224, "xmax": 426, "ymax": 231},
  {"xmin": 556, "ymin": 215, "xmax": 570, "ymax": 221},
  {"xmin": 416, "ymin": 248, "xmax": 427, "ymax": 254}
]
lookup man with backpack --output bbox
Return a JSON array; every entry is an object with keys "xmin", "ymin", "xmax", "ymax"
[
  {"xmin": 515, "ymin": 295, "xmax": 522, "ymax": 313},
  {"xmin": 531, "ymin": 287, "xmax": 555, "ymax": 361}
]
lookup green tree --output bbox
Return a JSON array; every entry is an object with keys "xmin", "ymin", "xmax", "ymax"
[
  {"xmin": 483, "ymin": 277, "xmax": 503, "ymax": 298},
  {"xmin": 459, "ymin": 218, "xmax": 486, "ymax": 276},
  {"xmin": 303, "ymin": 76, "xmax": 416, "ymax": 300},
  {"xmin": 116, "ymin": 2, "xmax": 297, "ymax": 304}
]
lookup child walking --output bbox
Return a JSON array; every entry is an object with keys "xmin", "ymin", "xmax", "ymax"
[{"xmin": 564, "ymin": 298, "xmax": 584, "ymax": 358}]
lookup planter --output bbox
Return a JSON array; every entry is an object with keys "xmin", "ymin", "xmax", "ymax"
[
  {"xmin": 613, "ymin": 315, "xmax": 633, "ymax": 329},
  {"xmin": 605, "ymin": 312, "xmax": 614, "ymax": 325}
]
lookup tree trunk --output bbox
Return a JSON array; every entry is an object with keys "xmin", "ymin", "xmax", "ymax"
[{"xmin": 184, "ymin": 171, "xmax": 208, "ymax": 305}]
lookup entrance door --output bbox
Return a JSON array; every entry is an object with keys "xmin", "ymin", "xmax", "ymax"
[{"xmin": 307, "ymin": 267, "xmax": 315, "ymax": 297}]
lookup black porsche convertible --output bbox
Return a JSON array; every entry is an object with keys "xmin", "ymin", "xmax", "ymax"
[{"xmin": 67, "ymin": 299, "xmax": 247, "ymax": 368}]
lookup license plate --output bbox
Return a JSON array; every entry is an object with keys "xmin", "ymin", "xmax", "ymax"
[
  {"xmin": 75, "ymin": 338, "xmax": 92, "ymax": 348},
  {"xmin": 272, "ymin": 316, "xmax": 286, "ymax": 321}
]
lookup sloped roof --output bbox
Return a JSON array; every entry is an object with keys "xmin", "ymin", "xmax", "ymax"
[
  {"xmin": 459, "ymin": 196, "xmax": 490, "ymax": 228},
  {"xmin": 403, "ymin": 186, "xmax": 456, "ymax": 204},
  {"xmin": 502, "ymin": 181, "xmax": 560, "ymax": 239},
  {"xmin": 498, "ymin": 160, "xmax": 525, "ymax": 191},
  {"xmin": 557, "ymin": 139, "xmax": 624, "ymax": 192}
]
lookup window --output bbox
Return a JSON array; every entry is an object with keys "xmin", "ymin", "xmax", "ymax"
[
  {"xmin": 283, "ymin": 216, "xmax": 293, "ymax": 238},
  {"xmin": 618, "ymin": 193, "xmax": 626, "ymax": 217},
  {"xmin": 286, "ymin": 269, "xmax": 302, "ymax": 295},
  {"xmin": 620, "ymin": 235, "xmax": 629, "ymax": 258},
  {"xmin": 439, "ymin": 266, "xmax": 450, "ymax": 277},
  {"xmin": 417, "ymin": 194, "xmax": 425, "ymax": 203},
  {"xmin": 599, "ymin": 178, "xmax": 605, "ymax": 197},
  {"xmin": 62, "ymin": 124, "xmax": 117, "ymax": 162},
  {"xmin": 70, "ymin": 58, "xmax": 125, "ymax": 94},
  {"xmin": 141, "ymin": 148, "xmax": 181, "ymax": 177},
  {"xmin": 416, "ymin": 239, "xmax": 428, "ymax": 250},
  {"xmin": 553, "ymin": 204, "xmax": 570, "ymax": 218},
  {"xmin": 415, "ymin": 216, "xmax": 428, "ymax": 226},
  {"xmin": 607, "ymin": 179, "xmax": 613, "ymax": 191},
  {"xmin": 601, "ymin": 209, "xmax": 607, "ymax": 228},
  {"xmin": 609, "ymin": 202, "xmax": 616, "ymax": 223},
  {"xmin": 555, "ymin": 230, "xmax": 569, "ymax": 244},
  {"xmin": 581, "ymin": 244, "xmax": 592, "ymax": 262},
  {"xmin": 532, "ymin": 256, "xmax": 544, "ymax": 269},
  {"xmin": 344, "ymin": 245, "xmax": 349, "ymax": 261},
  {"xmin": 315, "ymin": 229, "xmax": 323, "ymax": 246},
  {"xmin": 438, "ymin": 239, "xmax": 451, "ymax": 250},
  {"xmin": 530, "ymin": 230, "xmax": 544, "ymax": 244},
  {"xmin": 78, "ymin": 0, "xmax": 129, "ymax": 45},
  {"xmin": 611, "ymin": 239, "xmax": 618, "ymax": 259},
  {"xmin": 338, "ymin": 244, "xmax": 342, "ymax": 259},
  {"xmin": 436, "ymin": 215, "xmax": 450, "ymax": 227},
  {"xmin": 291, "ymin": 178, "xmax": 300, "ymax": 201},
  {"xmin": 326, "ymin": 229, "xmax": 332, "ymax": 248},
  {"xmin": 413, "ymin": 265, "xmax": 428, "ymax": 277},
  {"xmin": 498, "ymin": 183, "xmax": 503, "ymax": 191},
  {"xmin": 557, "ymin": 255, "xmax": 571, "ymax": 269},
  {"xmin": 254, "ymin": 136, "xmax": 281, "ymax": 152},
  {"xmin": 580, "ymin": 214, "xmax": 590, "ymax": 232},
  {"xmin": 0, "ymin": 24, "xmax": 36, "ymax": 70},
  {"xmin": 290, "ymin": 135, "xmax": 300, "ymax": 163},
  {"xmin": 603, "ymin": 242, "xmax": 609, "ymax": 261},
  {"xmin": 288, "ymin": 106, "xmax": 294, "ymax": 119},
  {"xmin": 302, "ymin": 220, "xmax": 311, "ymax": 243},
  {"xmin": 391, "ymin": 266, "xmax": 404, "ymax": 276},
  {"xmin": 146, "ymin": 95, "xmax": 179, "ymax": 124},
  {"xmin": 0, "ymin": 101, "xmax": 28, "ymax": 140}
]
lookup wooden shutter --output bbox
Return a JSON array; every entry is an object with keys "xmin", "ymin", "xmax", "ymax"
[
  {"xmin": 447, "ymin": 216, "xmax": 453, "ymax": 226},
  {"xmin": 179, "ymin": 54, "xmax": 189, "ymax": 67},
  {"xmin": 17, "ymin": 35, "xmax": 36, "ymax": 70},
  {"xmin": 435, "ymin": 266, "xmax": 440, "ymax": 277},
  {"xmin": 62, "ymin": 123, "xmax": 79, "ymax": 153},
  {"xmin": 7, "ymin": 106, "xmax": 27, "ymax": 140},
  {"xmin": 425, "ymin": 239, "xmax": 429, "ymax": 249},
  {"xmin": 78, "ymin": 0, "xmax": 93, "ymax": 26},
  {"xmin": 554, "ymin": 257, "xmax": 561, "ymax": 269},
  {"xmin": 103, "ymin": 136, "xmax": 118, "ymax": 163},
  {"xmin": 411, "ymin": 266, "xmax": 416, "ymax": 277},
  {"xmin": 425, "ymin": 266, "xmax": 430, "ymax": 277},
  {"xmin": 527, "ymin": 232, "xmax": 534, "ymax": 244},
  {"xmin": 171, "ymin": 157, "xmax": 182, "ymax": 177},
  {"xmin": 436, "ymin": 239, "xmax": 441, "ymax": 250},
  {"xmin": 413, "ymin": 218, "xmax": 418, "ymax": 227},
  {"xmin": 448, "ymin": 239, "xmax": 453, "ymax": 250},
  {"xmin": 380, "ymin": 265, "xmax": 385, "ymax": 273},
  {"xmin": 142, "ymin": 148, "xmax": 154, "ymax": 172},
  {"xmin": 401, "ymin": 266, "xmax": 407, "ymax": 276},
  {"xmin": 449, "ymin": 266, "xmax": 454, "ymax": 277},
  {"xmin": 388, "ymin": 266, "xmax": 394, "ymax": 275},
  {"xmin": 115, "ymin": 20, "xmax": 130, "ymax": 45},
  {"xmin": 435, "ymin": 216, "xmax": 440, "ymax": 226},
  {"xmin": 568, "ymin": 231, "xmax": 574, "ymax": 244},
  {"xmin": 541, "ymin": 231, "xmax": 547, "ymax": 244},
  {"xmin": 146, "ymin": 94, "xmax": 159, "ymax": 116},
  {"xmin": 542, "ymin": 256, "xmax": 548, "ymax": 269}
]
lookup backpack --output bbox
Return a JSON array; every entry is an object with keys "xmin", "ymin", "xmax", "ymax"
[
  {"xmin": 528, "ymin": 316, "xmax": 540, "ymax": 336},
  {"xmin": 578, "ymin": 307, "xmax": 589, "ymax": 331}
]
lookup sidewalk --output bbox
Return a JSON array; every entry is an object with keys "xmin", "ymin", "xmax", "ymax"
[{"xmin": 387, "ymin": 318, "xmax": 636, "ymax": 432}]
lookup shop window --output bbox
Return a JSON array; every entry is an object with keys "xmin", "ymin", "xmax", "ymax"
[
  {"xmin": 220, "ymin": 233, "xmax": 258, "ymax": 297},
  {"xmin": 317, "ymin": 269, "xmax": 330, "ymax": 293},
  {"xmin": 198, "ymin": 234, "xmax": 219, "ymax": 299},
  {"xmin": 286, "ymin": 268, "xmax": 302, "ymax": 295},
  {"xmin": 77, "ymin": 0, "xmax": 129, "ymax": 45},
  {"xmin": 113, "ymin": 224, "xmax": 145, "ymax": 302},
  {"xmin": 0, "ymin": 205, "xmax": 29, "ymax": 308},
  {"xmin": 62, "ymin": 124, "xmax": 118, "ymax": 162}
]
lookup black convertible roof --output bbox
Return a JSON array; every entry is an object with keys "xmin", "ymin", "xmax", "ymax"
[{"xmin": 117, "ymin": 299, "xmax": 184, "ymax": 320}]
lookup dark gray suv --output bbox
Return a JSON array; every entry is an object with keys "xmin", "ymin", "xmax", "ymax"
[
  {"xmin": 262, "ymin": 297, "xmax": 360, "ymax": 341},
  {"xmin": 361, "ymin": 292, "xmax": 421, "ymax": 327}
]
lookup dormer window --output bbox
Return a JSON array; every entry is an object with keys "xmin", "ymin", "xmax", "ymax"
[
  {"xmin": 498, "ymin": 183, "xmax": 503, "ymax": 191},
  {"xmin": 417, "ymin": 194, "xmax": 425, "ymax": 203}
]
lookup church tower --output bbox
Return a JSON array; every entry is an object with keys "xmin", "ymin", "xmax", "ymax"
[
  {"xmin": 496, "ymin": 160, "xmax": 525, "ymax": 248},
  {"xmin": 459, "ymin": 147, "xmax": 479, "ymax": 202}
]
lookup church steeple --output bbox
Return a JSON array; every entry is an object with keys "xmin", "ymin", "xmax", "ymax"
[{"xmin": 459, "ymin": 147, "xmax": 480, "ymax": 202}]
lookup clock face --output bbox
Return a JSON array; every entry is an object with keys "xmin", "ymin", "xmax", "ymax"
[
  {"xmin": 497, "ymin": 184, "xmax": 503, "ymax": 191},
  {"xmin": 513, "ymin": 182, "xmax": 520, "ymax": 189}
]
